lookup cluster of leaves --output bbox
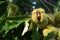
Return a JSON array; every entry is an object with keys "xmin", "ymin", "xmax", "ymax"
[{"xmin": 0, "ymin": 0, "xmax": 60, "ymax": 40}]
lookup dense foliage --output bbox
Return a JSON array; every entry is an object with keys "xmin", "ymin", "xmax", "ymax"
[{"xmin": 0, "ymin": 0, "xmax": 60, "ymax": 40}]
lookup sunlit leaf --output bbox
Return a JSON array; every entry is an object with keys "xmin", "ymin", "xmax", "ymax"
[
  {"xmin": 44, "ymin": 32, "xmax": 56, "ymax": 40},
  {"xmin": 3, "ymin": 18, "xmax": 30, "ymax": 31}
]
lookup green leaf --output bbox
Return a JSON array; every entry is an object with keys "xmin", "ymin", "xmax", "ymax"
[
  {"xmin": 44, "ymin": 32, "xmax": 56, "ymax": 40},
  {"xmin": 54, "ymin": 1, "xmax": 60, "ymax": 13},
  {"xmin": 0, "ymin": 1, "xmax": 5, "ymax": 5},
  {"xmin": 7, "ymin": 15, "xmax": 31, "ymax": 20},
  {"xmin": 0, "ymin": 14, "xmax": 6, "ymax": 25},
  {"xmin": 31, "ymin": 22, "xmax": 40, "ymax": 40},
  {"xmin": 2, "ymin": 18, "xmax": 30, "ymax": 37},
  {"xmin": 3, "ymin": 18, "xmax": 30, "ymax": 31}
]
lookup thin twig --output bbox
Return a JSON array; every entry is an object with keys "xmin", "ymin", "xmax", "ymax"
[
  {"xmin": 43, "ymin": 0, "xmax": 55, "ymax": 7},
  {"xmin": 40, "ymin": 0, "xmax": 52, "ymax": 13}
]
